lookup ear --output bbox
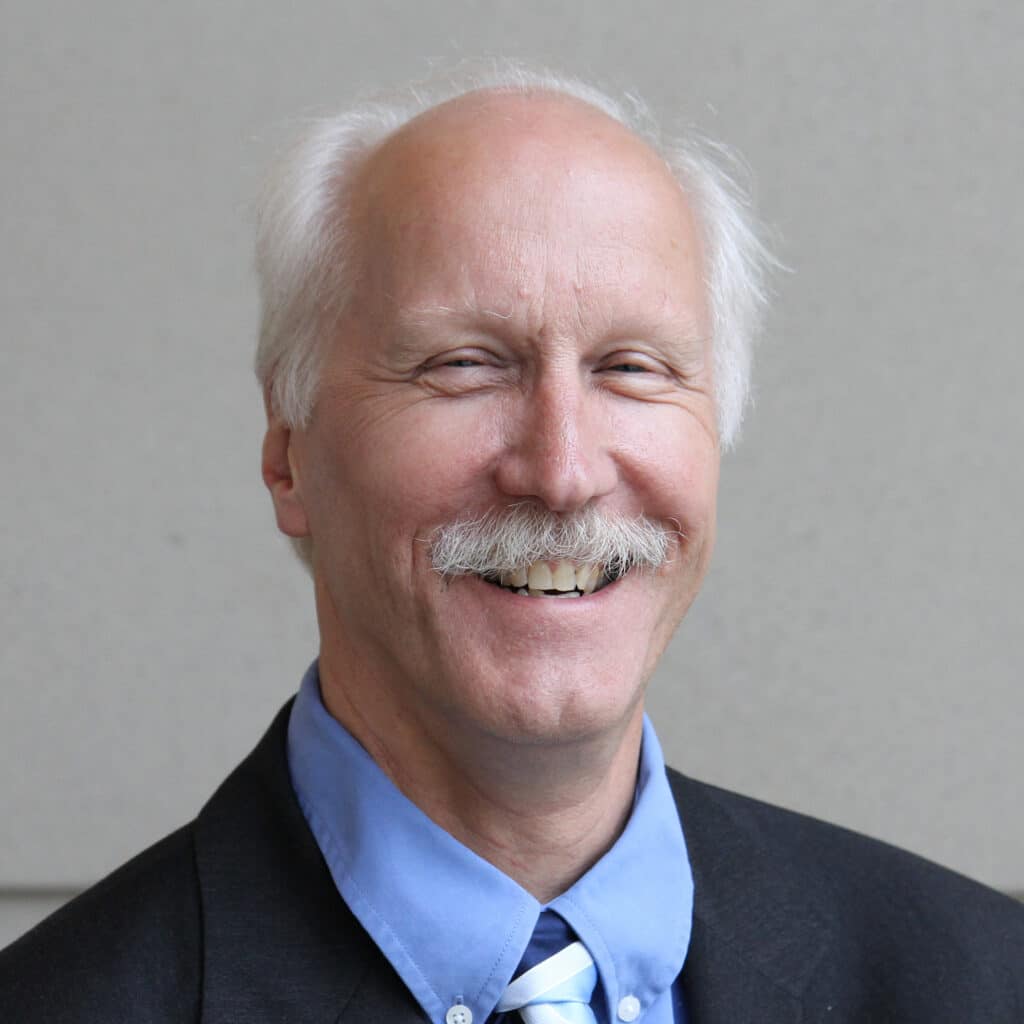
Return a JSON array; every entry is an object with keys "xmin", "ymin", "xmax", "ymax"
[{"xmin": 261, "ymin": 390, "xmax": 311, "ymax": 540}]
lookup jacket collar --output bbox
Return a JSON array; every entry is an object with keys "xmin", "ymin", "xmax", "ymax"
[
  {"xmin": 193, "ymin": 702, "xmax": 425, "ymax": 1023},
  {"xmin": 669, "ymin": 770, "xmax": 834, "ymax": 1024}
]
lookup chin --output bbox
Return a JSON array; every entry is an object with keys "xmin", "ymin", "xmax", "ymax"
[{"xmin": 444, "ymin": 658, "xmax": 649, "ymax": 748}]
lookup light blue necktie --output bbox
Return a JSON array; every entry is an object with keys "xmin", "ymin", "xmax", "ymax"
[{"xmin": 496, "ymin": 940, "xmax": 599, "ymax": 1023}]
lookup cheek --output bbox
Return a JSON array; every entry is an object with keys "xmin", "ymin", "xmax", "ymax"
[
  {"xmin": 678, "ymin": 444, "xmax": 719, "ymax": 523},
  {"xmin": 620, "ymin": 416, "xmax": 719, "ymax": 522},
  {"xmin": 383, "ymin": 404, "xmax": 503, "ymax": 506},
  {"xmin": 317, "ymin": 400, "xmax": 506, "ymax": 553}
]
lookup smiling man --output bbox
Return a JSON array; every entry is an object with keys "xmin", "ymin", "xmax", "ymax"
[{"xmin": 2, "ymin": 66, "xmax": 1022, "ymax": 1023}]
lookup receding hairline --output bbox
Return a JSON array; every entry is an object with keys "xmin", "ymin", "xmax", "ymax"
[
  {"xmin": 344, "ymin": 85, "xmax": 703, "ymax": 319},
  {"xmin": 355, "ymin": 85, "xmax": 686, "ymax": 211}
]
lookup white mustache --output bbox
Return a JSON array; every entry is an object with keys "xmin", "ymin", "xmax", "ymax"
[{"xmin": 430, "ymin": 503, "xmax": 673, "ymax": 577}]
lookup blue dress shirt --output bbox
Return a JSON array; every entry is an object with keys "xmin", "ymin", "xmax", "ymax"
[{"xmin": 287, "ymin": 661, "xmax": 692, "ymax": 1024}]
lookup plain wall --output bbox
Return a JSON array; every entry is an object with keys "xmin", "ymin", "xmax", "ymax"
[{"xmin": 3, "ymin": 0, "xmax": 1022, "ymax": 945}]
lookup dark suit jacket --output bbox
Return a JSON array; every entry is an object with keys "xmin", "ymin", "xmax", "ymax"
[{"xmin": 2, "ymin": 702, "xmax": 1022, "ymax": 1022}]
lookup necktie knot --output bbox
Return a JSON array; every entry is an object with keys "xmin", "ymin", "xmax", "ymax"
[{"xmin": 496, "ymin": 941, "xmax": 598, "ymax": 1024}]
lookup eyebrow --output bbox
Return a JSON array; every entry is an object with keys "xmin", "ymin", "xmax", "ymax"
[{"xmin": 392, "ymin": 298, "xmax": 710, "ymax": 358}]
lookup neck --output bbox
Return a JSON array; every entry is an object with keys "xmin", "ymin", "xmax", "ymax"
[{"xmin": 318, "ymin": 654, "xmax": 645, "ymax": 904}]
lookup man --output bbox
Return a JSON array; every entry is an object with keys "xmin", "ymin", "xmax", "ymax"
[{"xmin": 2, "ymin": 66, "xmax": 1022, "ymax": 1023}]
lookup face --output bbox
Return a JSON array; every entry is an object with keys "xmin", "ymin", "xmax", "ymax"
[{"xmin": 268, "ymin": 93, "xmax": 720, "ymax": 752}]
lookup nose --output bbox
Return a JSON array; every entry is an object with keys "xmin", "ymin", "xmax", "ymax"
[{"xmin": 493, "ymin": 370, "xmax": 618, "ymax": 513}]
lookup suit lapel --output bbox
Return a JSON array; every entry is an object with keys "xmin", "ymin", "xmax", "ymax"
[
  {"xmin": 681, "ymin": 918, "xmax": 803, "ymax": 1023},
  {"xmin": 193, "ymin": 703, "xmax": 426, "ymax": 1023},
  {"xmin": 669, "ymin": 770, "xmax": 833, "ymax": 1023}
]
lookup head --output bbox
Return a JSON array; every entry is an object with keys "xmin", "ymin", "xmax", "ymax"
[
  {"xmin": 258, "ymin": 65, "xmax": 772, "ymax": 754},
  {"xmin": 256, "ymin": 65, "xmax": 772, "ymax": 486}
]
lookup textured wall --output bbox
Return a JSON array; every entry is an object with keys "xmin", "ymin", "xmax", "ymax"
[{"xmin": 3, "ymin": 1, "xmax": 1022, "ymax": 944}]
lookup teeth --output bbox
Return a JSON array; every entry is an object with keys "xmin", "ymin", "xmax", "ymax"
[
  {"xmin": 501, "ymin": 567, "xmax": 529, "ymax": 588},
  {"xmin": 527, "ymin": 562, "xmax": 554, "ymax": 590},
  {"xmin": 552, "ymin": 561, "xmax": 576, "ymax": 592},
  {"xmin": 491, "ymin": 561, "xmax": 611, "ymax": 596}
]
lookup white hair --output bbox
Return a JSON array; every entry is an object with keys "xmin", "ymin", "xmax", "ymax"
[{"xmin": 253, "ymin": 61, "xmax": 775, "ymax": 568}]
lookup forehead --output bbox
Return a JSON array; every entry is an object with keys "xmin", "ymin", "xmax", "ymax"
[{"xmin": 351, "ymin": 92, "xmax": 708, "ymax": 332}]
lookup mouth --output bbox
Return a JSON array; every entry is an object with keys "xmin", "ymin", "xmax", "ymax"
[{"xmin": 477, "ymin": 559, "xmax": 626, "ymax": 598}]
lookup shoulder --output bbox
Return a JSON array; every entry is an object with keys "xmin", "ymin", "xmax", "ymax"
[
  {"xmin": 671, "ymin": 768, "xmax": 1024, "ymax": 931},
  {"xmin": 670, "ymin": 770, "xmax": 1024, "ymax": 1016},
  {"xmin": 0, "ymin": 824, "xmax": 201, "ymax": 1023}
]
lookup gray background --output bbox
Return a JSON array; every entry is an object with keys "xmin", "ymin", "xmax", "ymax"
[{"xmin": 2, "ymin": 1, "xmax": 1022, "ymax": 946}]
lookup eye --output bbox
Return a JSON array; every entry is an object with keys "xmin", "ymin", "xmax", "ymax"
[
  {"xmin": 593, "ymin": 350, "xmax": 690, "ymax": 398},
  {"xmin": 606, "ymin": 362, "xmax": 650, "ymax": 374},
  {"xmin": 421, "ymin": 348, "xmax": 497, "ymax": 372},
  {"xmin": 598, "ymin": 353, "xmax": 659, "ymax": 375},
  {"xmin": 415, "ymin": 348, "xmax": 511, "ymax": 396}
]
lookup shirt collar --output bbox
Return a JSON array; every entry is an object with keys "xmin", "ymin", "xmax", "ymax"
[{"xmin": 287, "ymin": 661, "xmax": 693, "ymax": 1024}]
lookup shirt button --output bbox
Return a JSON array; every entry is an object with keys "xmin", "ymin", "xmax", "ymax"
[
  {"xmin": 445, "ymin": 1005, "xmax": 473, "ymax": 1024},
  {"xmin": 618, "ymin": 994, "xmax": 641, "ymax": 1021}
]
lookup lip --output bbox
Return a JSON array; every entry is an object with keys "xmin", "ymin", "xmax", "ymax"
[{"xmin": 445, "ymin": 570, "xmax": 661, "ymax": 650}]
